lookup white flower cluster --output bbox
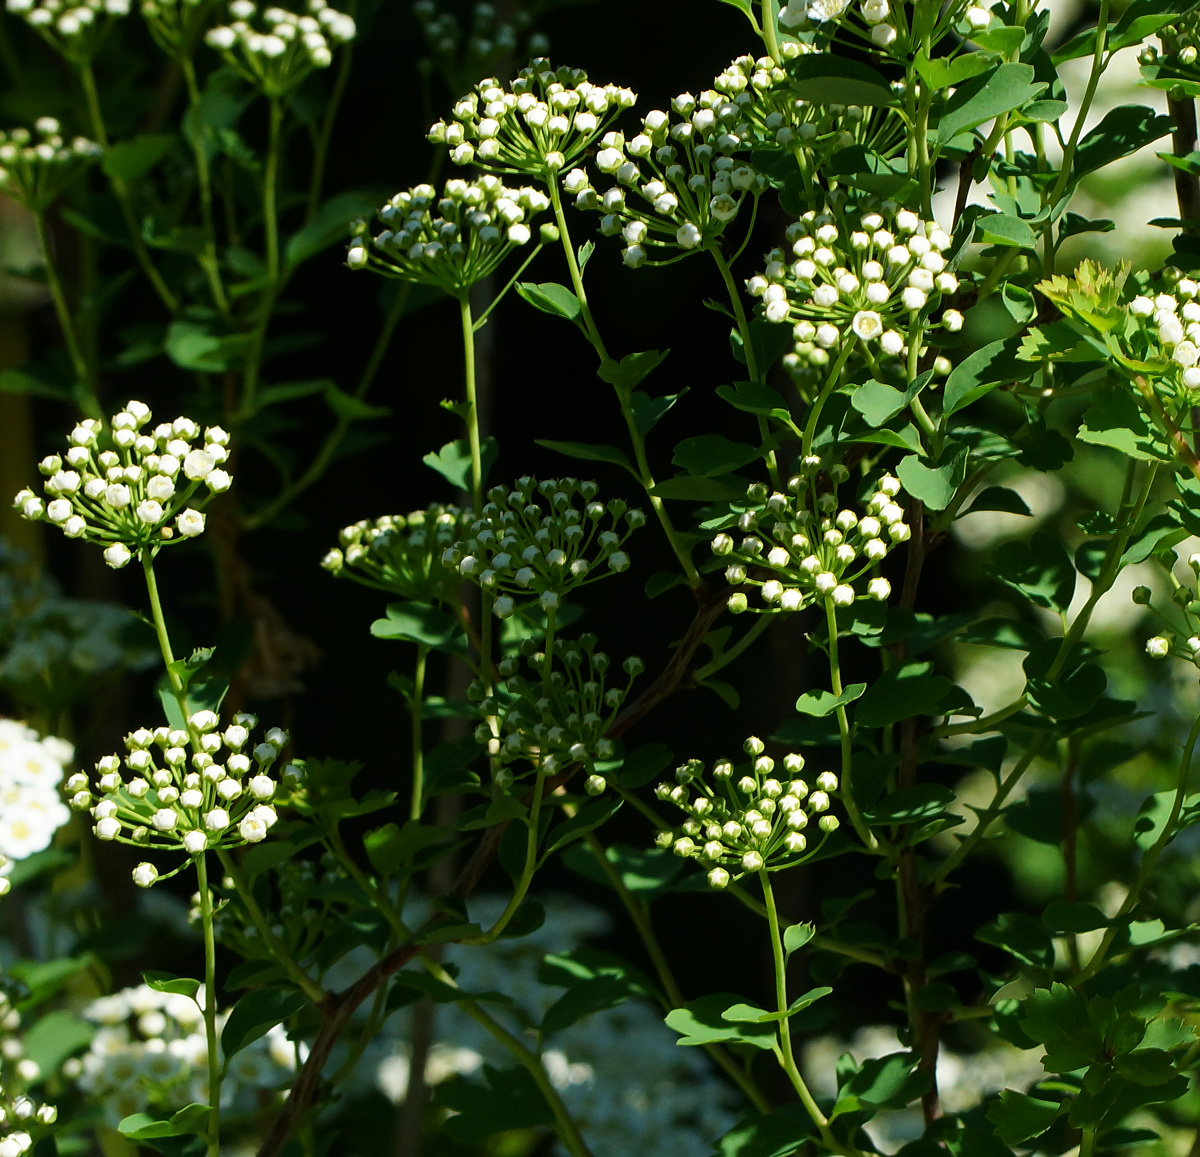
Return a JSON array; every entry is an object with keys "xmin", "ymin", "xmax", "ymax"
[
  {"xmin": 777, "ymin": 0, "xmax": 990, "ymax": 51},
  {"xmin": 67, "ymin": 711, "xmax": 292, "ymax": 878},
  {"xmin": 1127, "ymin": 284, "xmax": 1200, "ymax": 397},
  {"xmin": 13, "ymin": 401, "xmax": 231, "ymax": 570},
  {"xmin": 70, "ymin": 984, "xmax": 298, "ymax": 1127},
  {"xmin": 750, "ymin": 202, "xmax": 962, "ymax": 376},
  {"xmin": 4, "ymin": 0, "xmax": 130, "ymax": 61},
  {"xmin": 0, "ymin": 119, "xmax": 102, "ymax": 213},
  {"xmin": 655, "ymin": 738, "xmax": 840, "ymax": 886},
  {"xmin": 348, "ymin": 178, "xmax": 549, "ymax": 293},
  {"xmin": 472, "ymin": 636, "xmax": 641, "ymax": 779},
  {"xmin": 413, "ymin": 0, "xmax": 550, "ymax": 91},
  {"xmin": 205, "ymin": 0, "xmax": 355, "ymax": 96},
  {"xmin": 0, "ymin": 994, "xmax": 56, "ymax": 1157},
  {"xmin": 428, "ymin": 58, "xmax": 636, "ymax": 177},
  {"xmin": 568, "ymin": 90, "xmax": 767, "ymax": 267},
  {"xmin": 442, "ymin": 478, "xmax": 643, "ymax": 619},
  {"xmin": 0, "ymin": 721, "xmax": 71, "ymax": 867},
  {"xmin": 321, "ymin": 505, "xmax": 471, "ymax": 604},
  {"xmin": 139, "ymin": 0, "xmax": 208, "ymax": 55},
  {"xmin": 715, "ymin": 472, "xmax": 907, "ymax": 614}
]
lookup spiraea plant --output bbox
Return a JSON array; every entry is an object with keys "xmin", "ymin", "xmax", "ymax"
[{"xmin": 12, "ymin": 1, "xmax": 1200, "ymax": 1156}]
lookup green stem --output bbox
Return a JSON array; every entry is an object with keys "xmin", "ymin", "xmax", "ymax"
[
  {"xmin": 473, "ymin": 769, "xmax": 547, "ymax": 942},
  {"xmin": 1074, "ymin": 711, "xmax": 1200, "ymax": 986},
  {"xmin": 824, "ymin": 597, "xmax": 877, "ymax": 852},
  {"xmin": 460, "ymin": 293, "xmax": 484, "ymax": 515},
  {"xmin": 215, "ymin": 850, "xmax": 325, "ymax": 1003},
  {"xmin": 32, "ymin": 211, "xmax": 96, "ymax": 416},
  {"xmin": 195, "ymin": 853, "xmax": 221, "ymax": 1157},
  {"xmin": 584, "ymin": 832, "xmax": 770, "ymax": 1112},
  {"xmin": 422, "ymin": 957, "xmax": 596, "ymax": 1157},
  {"xmin": 691, "ymin": 615, "xmax": 774, "ymax": 682},
  {"xmin": 410, "ymin": 644, "xmax": 428, "ymax": 822},
  {"xmin": 759, "ymin": 870, "xmax": 842, "ymax": 1146},
  {"xmin": 710, "ymin": 246, "xmax": 780, "ymax": 489},
  {"xmin": 802, "ymin": 341, "xmax": 856, "ymax": 460},
  {"xmin": 264, "ymin": 98, "xmax": 284, "ymax": 283},
  {"xmin": 180, "ymin": 55, "xmax": 232, "ymax": 318},
  {"xmin": 79, "ymin": 63, "xmax": 179, "ymax": 313},
  {"xmin": 141, "ymin": 547, "xmax": 180, "ymax": 691},
  {"xmin": 306, "ymin": 36, "xmax": 353, "ymax": 222},
  {"xmin": 548, "ymin": 180, "xmax": 699, "ymax": 585},
  {"xmin": 328, "ymin": 823, "xmax": 406, "ymax": 939}
]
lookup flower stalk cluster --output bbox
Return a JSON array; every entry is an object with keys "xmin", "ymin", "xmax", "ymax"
[
  {"xmin": 0, "ymin": 992, "xmax": 56, "ymax": 1156},
  {"xmin": 655, "ymin": 737, "xmax": 840, "ymax": 887},
  {"xmin": 442, "ymin": 477, "xmax": 644, "ymax": 618},
  {"xmin": 428, "ymin": 58, "xmax": 636, "ymax": 178},
  {"xmin": 714, "ymin": 472, "xmax": 907, "ymax": 614},
  {"xmin": 4, "ymin": 0, "xmax": 130, "ymax": 62},
  {"xmin": 0, "ymin": 119, "xmax": 102, "ymax": 212},
  {"xmin": 569, "ymin": 90, "xmax": 767, "ymax": 267},
  {"xmin": 67, "ymin": 711, "xmax": 293, "ymax": 882},
  {"xmin": 139, "ymin": 0, "xmax": 210, "ymax": 56},
  {"xmin": 413, "ymin": 0, "xmax": 550, "ymax": 92},
  {"xmin": 205, "ymin": 0, "xmax": 356, "ymax": 95},
  {"xmin": 348, "ymin": 178, "xmax": 550, "ymax": 294},
  {"xmin": 778, "ymin": 0, "xmax": 991, "ymax": 53},
  {"xmin": 471, "ymin": 636, "xmax": 641, "ymax": 779},
  {"xmin": 321, "ymin": 505, "xmax": 472, "ymax": 605},
  {"xmin": 12, "ymin": 402, "xmax": 230, "ymax": 570},
  {"xmin": 750, "ymin": 201, "xmax": 962, "ymax": 376}
]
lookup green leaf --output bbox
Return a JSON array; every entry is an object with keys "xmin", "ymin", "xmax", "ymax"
[
  {"xmin": 716, "ymin": 380, "xmax": 795, "ymax": 422},
  {"xmin": 786, "ymin": 54, "xmax": 895, "ymax": 105},
  {"xmin": 987, "ymin": 1090, "xmax": 1063, "ymax": 1146},
  {"xmin": 1074, "ymin": 105, "xmax": 1173, "ymax": 178},
  {"xmin": 540, "ymin": 948, "xmax": 650, "ymax": 1033},
  {"xmin": 1114, "ymin": 1048, "xmax": 1177, "ymax": 1086},
  {"xmin": 649, "ymin": 474, "xmax": 748, "ymax": 500},
  {"xmin": 851, "ymin": 374, "xmax": 929, "ymax": 427},
  {"xmin": 516, "ymin": 281, "xmax": 582, "ymax": 322},
  {"xmin": 630, "ymin": 389, "xmax": 684, "ymax": 437},
  {"xmin": 536, "ymin": 439, "xmax": 635, "ymax": 474},
  {"xmin": 1019, "ymin": 982, "xmax": 1103, "ymax": 1069},
  {"xmin": 962, "ymin": 487, "xmax": 1032, "ymax": 517},
  {"xmin": 165, "ymin": 318, "xmax": 252, "ymax": 373},
  {"xmin": 915, "ymin": 49, "xmax": 993, "ymax": 90},
  {"xmin": 1025, "ymin": 657, "xmax": 1106, "ymax": 721},
  {"xmin": 896, "ymin": 448, "xmax": 968, "ymax": 511},
  {"xmin": 856, "ymin": 662, "xmax": 953, "ymax": 727},
  {"xmin": 664, "ymin": 993, "xmax": 777, "ymax": 1050},
  {"xmin": 713, "ymin": 1107, "xmax": 818, "ymax": 1157},
  {"xmin": 989, "ymin": 532, "xmax": 1076, "ymax": 612},
  {"xmin": 561, "ymin": 841, "xmax": 685, "ymax": 897},
  {"xmin": 943, "ymin": 338, "xmax": 1030, "ymax": 415},
  {"xmin": 422, "ymin": 437, "xmax": 498, "ymax": 490},
  {"xmin": 103, "ymin": 134, "xmax": 175, "ymax": 184},
  {"xmin": 22, "ymin": 1011, "xmax": 93, "ymax": 1075},
  {"xmin": 1078, "ymin": 388, "xmax": 1168, "ymax": 461},
  {"xmin": 119, "ymin": 1103, "xmax": 209, "ymax": 1140},
  {"xmin": 783, "ymin": 922, "xmax": 815, "ymax": 958},
  {"xmin": 142, "ymin": 972, "xmax": 201, "ymax": 998},
  {"xmin": 541, "ymin": 795, "xmax": 623, "ymax": 859},
  {"xmin": 285, "ymin": 188, "xmax": 386, "ymax": 268},
  {"xmin": 1122, "ymin": 513, "xmax": 1189, "ymax": 565},
  {"xmin": 254, "ymin": 378, "xmax": 333, "ymax": 411},
  {"xmin": 978, "ymin": 212, "xmax": 1038, "ymax": 249},
  {"xmin": 438, "ymin": 1065, "xmax": 554, "ymax": 1141},
  {"xmin": 220, "ymin": 988, "xmax": 309, "ymax": 1058},
  {"xmin": 324, "ymin": 385, "xmax": 389, "ymax": 421},
  {"xmin": 936, "ymin": 63, "xmax": 1046, "ymax": 143},
  {"xmin": 598, "ymin": 349, "xmax": 670, "ymax": 393},
  {"xmin": 977, "ymin": 913, "xmax": 1055, "ymax": 970},
  {"xmin": 795, "ymin": 683, "xmax": 865, "ymax": 717},
  {"xmin": 672, "ymin": 434, "xmax": 761, "ymax": 477},
  {"xmin": 363, "ymin": 820, "xmax": 451, "ymax": 875},
  {"xmin": 0, "ymin": 366, "xmax": 72, "ymax": 402},
  {"xmin": 865, "ymin": 783, "xmax": 957, "ymax": 826},
  {"xmin": 1043, "ymin": 901, "xmax": 1110, "ymax": 934},
  {"xmin": 834, "ymin": 1052, "xmax": 930, "ymax": 1115},
  {"xmin": 371, "ymin": 602, "xmax": 468, "ymax": 656}
]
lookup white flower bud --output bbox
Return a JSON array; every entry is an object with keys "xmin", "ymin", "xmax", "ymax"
[{"xmin": 133, "ymin": 863, "xmax": 159, "ymax": 887}]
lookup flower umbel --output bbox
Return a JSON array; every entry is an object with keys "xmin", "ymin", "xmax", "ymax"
[
  {"xmin": 715, "ymin": 471, "xmax": 907, "ymax": 614},
  {"xmin": 0, "ymin": 119, "xmax": 102, "ymax": 213},
  {"xmin": 442, "ymin": 477, "xmax": 644, "ymax": 618},
  {"xmin": 321, "ymin": 505, "xmax": 472, "ymax": 605},
  {"xmin": 655, "ymin": 738, "xmax": 841, "ymax": 885},
  {"xmin": 428, "ymin": 58, "xmax": 636, "ymax": 178},
  {"xmin": 12, "ymin": 401, "xmax": 231, "ymax": 568},
  {"xmin": 5, "ymin": 0, "xmax": 131, "ymax": 63},
  {"xmin": 69, "ymin": 711, "xmax": 291, "ymax": 876},
  {"xmin": 348, "ymin": 177, "xmax": 549, "ymax": 292}
]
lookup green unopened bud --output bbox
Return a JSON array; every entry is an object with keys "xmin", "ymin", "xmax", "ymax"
[
  {"xmin": 1132, "ymin": 585, "xmax": 1152, "ymax": 605},
  {"xmin": 539, "ymin": 222, "xmax": 561, "ymax": 243},
  {"xmin": 728, "ymin": 592, "xmax": 748, "ymax": 613},
  {"xmin": 585, "ymin": 774, "xmax": 606, "ymax": 795},
  {"xmin": 743, "ymin": 736, "xmax": 765, "ymax": 757}
]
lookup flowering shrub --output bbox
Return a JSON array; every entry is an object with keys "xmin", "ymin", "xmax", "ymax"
[{"xmin": 7, "ymin": 1, "xmax": 1200, "ymax": 1156}]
